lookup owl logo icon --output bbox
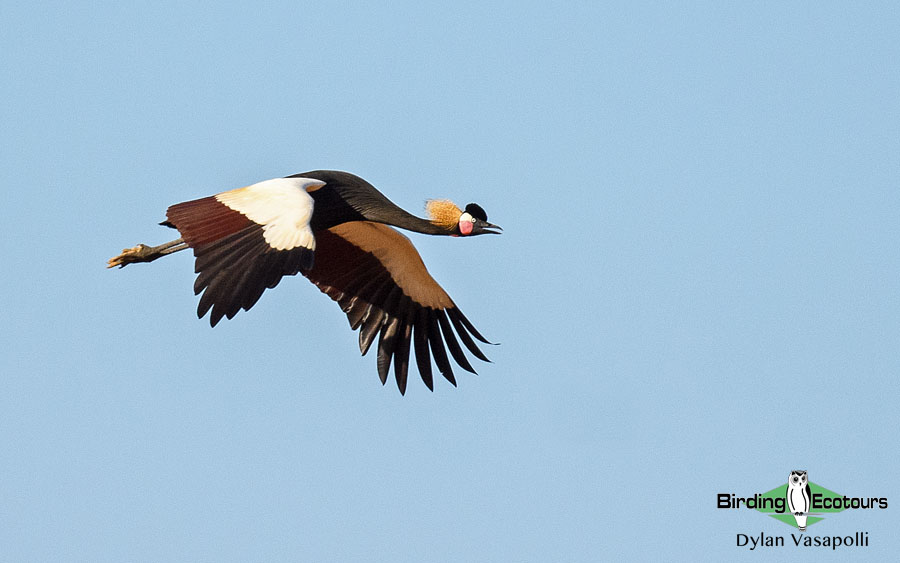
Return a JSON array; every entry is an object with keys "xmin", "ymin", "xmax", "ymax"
[{"xmin": 786, "ymin": 470, "xmax": 812, "ymax": 531}]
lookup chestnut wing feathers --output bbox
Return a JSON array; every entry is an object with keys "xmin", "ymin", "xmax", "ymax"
[
  {"xmin": 165, "ymin": 194, "xmax": 314, "ymax": 327},
  {"xmin": 304, "ymin": 222, "xmax": 491, "ymax": 394}
]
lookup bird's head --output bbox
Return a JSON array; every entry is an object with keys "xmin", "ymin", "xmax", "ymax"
[
  {"xmin": 426, "ymin": 200, "xmax": 502, "ymax": 236},
  {"xmin": 789, "ymin": 470, "xmax": 808, "ymax": 486}
]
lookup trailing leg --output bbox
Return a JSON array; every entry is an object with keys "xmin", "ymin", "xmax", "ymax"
[{"xmin": 107, "ymin": 238, "xmax": 188, "ymax": 268}]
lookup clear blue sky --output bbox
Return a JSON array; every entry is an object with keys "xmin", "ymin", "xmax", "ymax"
[{"xmin": 2, "ymin": 1, "xmax": 898, "ymax": 561}]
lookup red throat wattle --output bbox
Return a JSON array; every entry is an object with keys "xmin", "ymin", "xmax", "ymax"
[{"xmin": 459, "ymin": 221, "xmax": 473, "ymax": 235}]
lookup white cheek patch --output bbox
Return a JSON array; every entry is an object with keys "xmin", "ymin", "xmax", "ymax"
[
  {"xmin": 458, "ymin": 212, "xmax": 474, "ymax": 235},
  {"xmin": 215, "ymin": 177, "xmax": 323, "ymax": 251}
]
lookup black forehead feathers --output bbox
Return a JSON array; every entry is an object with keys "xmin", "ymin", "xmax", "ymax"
[{"xmin": 465, "ymin": 203, "xmax": 487, "ymax": 221}]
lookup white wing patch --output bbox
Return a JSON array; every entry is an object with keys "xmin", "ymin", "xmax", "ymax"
[{"xmin": 215, "ymin": 177, "xmax": 323, "ymax": 251}]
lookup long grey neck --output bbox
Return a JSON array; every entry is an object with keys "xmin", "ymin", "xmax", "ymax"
[
  {"xmin": 365, "ymin": 205, "xmax": 450, "ymax": 235},
  {"xmin": 299, "ymin": 170, "xmax": 453, "ymax": 235}
]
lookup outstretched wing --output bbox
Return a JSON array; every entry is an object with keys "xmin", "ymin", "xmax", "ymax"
[
  {"xmin": 305, "ymin": 221, "xmax": 492, "ymax": 394},
  {"xmin": 164, "ymin": 177, "xmax": 323, "ymax": 326}
]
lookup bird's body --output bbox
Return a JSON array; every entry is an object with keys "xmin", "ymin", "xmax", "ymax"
[{"xmin": 108, "ymin": 170, "xmax": 500, "ymax": 394}]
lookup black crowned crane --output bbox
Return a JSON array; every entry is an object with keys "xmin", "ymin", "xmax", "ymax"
[{"xmin": 107, "ymin": 170, "xmax": 501, "ymax": 394}]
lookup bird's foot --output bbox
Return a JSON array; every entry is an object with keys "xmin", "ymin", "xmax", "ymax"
[
  {"xmin": 107, "ymin": 244, "xmax": 154, "ymax": 268},
  {"xmin": 107, "ymin": 238, "xmax": 188, "ymax": 268}
]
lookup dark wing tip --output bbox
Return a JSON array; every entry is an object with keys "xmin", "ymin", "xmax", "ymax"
[
  {"xmin": 449, "ymin": 307, "xmax": 494, "ymax": 345},
  {"xmin": 446, "ymin": 308, "xmax": 491, "ymax": 363}
]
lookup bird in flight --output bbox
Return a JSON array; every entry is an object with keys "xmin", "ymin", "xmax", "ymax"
[{"xmin": 108, "ymin": 170, "xmax": 501, "ymax": 394}]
